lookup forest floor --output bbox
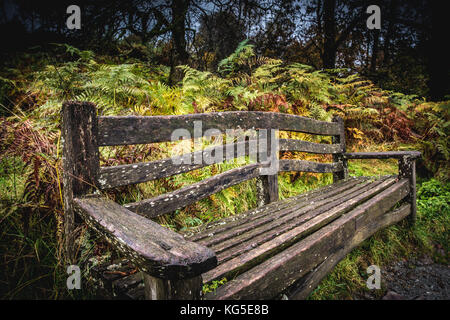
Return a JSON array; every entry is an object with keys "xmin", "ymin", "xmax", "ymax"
[{"xmin": 354, "ymin": 255, "xmax": 450, "ymax": 300}]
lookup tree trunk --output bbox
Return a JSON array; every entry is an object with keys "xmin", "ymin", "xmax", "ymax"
[
  {"xmin": 427, "ymin": 1, "xmax": 448, "ymax": 101},
  {"xmin": 169, "ymin": 0, "xmax": 190, "ymax": 85},
  {"xmin": 383, "ymin": 0, "xmax": 398, "ymax": 66},
  {"xmin": 370, "ymin": 29, "xmax": 380, "ymax": 73},
  {"xmin": 322, "ymin": 0, "xmax": 336, "ymax": 69}
]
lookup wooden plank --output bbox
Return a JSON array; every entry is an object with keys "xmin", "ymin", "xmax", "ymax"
[
  {"xmin": 256, "ymin": 129, "xmax": 279, "ymax": 205},
  {"xmin": 184, "ymin": 177, "xmax": 367, "ymax": 242},
  {"xmin": 343, "ymin": 151, "xmax": 421, "ymax": 159},
  {"xmin": 332, "ymin": 115, "xmax": 347, "ymax": 182},
  {"xmin": 185, "ymin": 177, "xmax": 366, "ymax": 242},
  {"xmin": 399, "ymin": 156, "xmax": 417, "ymax": 224},
  {"xmin": 286, "ymin": 203, "xmax": 411, "ymax": 299},
  {"xmin": 209, "ymin": 178, "xmax": 393, "ymax": 263},
  {"xmin": 111, "ymin": 272, "xmax": 143, "ymax": 299},
  {"xmin": 143, "ymin": 274, "xmax": 203, "ymax": 300},
  {"xmin": 205, "ymin": 179, "xmax": 410, "ymax": 299},
  {"xmin": 200, "ymin": 178, "xmax": 385, "ymax": 249},
  {"xmin": 98, "ymin": 140, "xmax": 255, "ymax": 189},
  {"xmin": 61, "ymin": 101, "xmax": 99, "ymax": 263},
  {"xmin": 279, "ymin": 159, "xmax": 343, "ymax": 173},
  {"xmin": 98, "ymin": 112, "xmax": 341, "ymax": 146},
  {"xmin": 279, "ymin": 139, "xmax": 342, "ymax": 154},
  {"xmin": 352, "ymin": 179, "xmax": 410, "ymax": 230},
  {"xmin": 124, "ymin": 163, "xmax": 261, "ymax": 218},
  {"xmin": 72, "ymin": 196, "xmax": 217, "ymax": 280},
  {"xmin": 202, "ymin": 178, "xmax": 400, "ymax": 284}
]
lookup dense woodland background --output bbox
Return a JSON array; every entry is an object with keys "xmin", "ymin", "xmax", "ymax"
[{"xmin": 0, "ymin": 0, "xmax": 448, "ymax": 299}]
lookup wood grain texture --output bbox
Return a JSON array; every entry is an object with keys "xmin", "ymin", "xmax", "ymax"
[
  {"xmin": 399, "ymin": 156, "xmax": 417, "ymax": 223},
  {"xmin": 279, "ymin": 159, "xmax": 343, "ymax": 173},
  {"xmin": 143, "ymin": 274, "xmax": 203, "ymax": 300},
  {"xmin": 343, "ymin": 151, "xmax": 421, "ymax": 159},
  {"xmin": 202, "ymin": 177, "xmax": 399, "ymax": 284},
  {"xmin": 183, "ymin": 177, "xmax": 366, "ymax": 241},
  {"xmin": 332, "ymin": 115, "xmax": 347, "ymax": 182},
  {"xmin": 209, "ymin": 178, "xmax": 392, "ymax": 265},
  {"xmin": 61, "ymin": 101, "xmax": 99, "ymax": 263},
  {"xmin": 98, "ymin": 140, "xmax": 255, "ymax": 189},
  {"xmin": 124, "ymin": 163, "xmax": 261, "ymax": 218},
  {"xmin": 204, "ymin": 179, "xmax": 410, "ymax": 299},
  {"xmin": 256, "ymin": 129, "xmax": 278, "ymax": 205},
  {"xmin": 286, "ymin": 203, "xmax": 411, "ymax": 299},
  {"xmin": 279, "ymin": 139, "xmax": 342, "ymax": 154},
  {"xmin": 199, "ymin": 178, "xmax": 383, "ymax": 249},
  {"xmin": 72, "ymin": 196, "xmax": 217, "ymax": 280},
  {"xmin": 98, "ymin": 111, "xmax": 341, "ymax": 146}
]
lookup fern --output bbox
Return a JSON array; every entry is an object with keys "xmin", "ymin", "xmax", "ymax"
[
  {"xmin": 217, "ymin": 39, "xmax": 255, "ymax": 76},
  {"xmin": 79, "ymin": 63, "xmax": 151, "ymax": 114}
]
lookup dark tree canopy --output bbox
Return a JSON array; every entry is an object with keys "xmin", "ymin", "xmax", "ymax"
[{"xmin": 0, "ymin": 0, "xmax": 448, "ymax": 100}]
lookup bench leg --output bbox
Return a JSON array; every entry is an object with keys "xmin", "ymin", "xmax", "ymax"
[
  {"xmin": 332, "ymin": 158, "xmax": 348, "ymax": 183},
  {"xmin": 143, "ymin": 274, "xmax": 203, "ymax": 300},
  {"xmin": 399, "ymin": 156, "xmax": 417, "ymax": 224},
  {"xmin": 256, "ymin": 175, "xmax": 278, "ymax": 206}
]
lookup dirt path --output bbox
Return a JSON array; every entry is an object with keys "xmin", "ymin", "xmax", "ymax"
[{"xmin": 357, "ymin": 255, "xmax": 450, "ymax": 300}]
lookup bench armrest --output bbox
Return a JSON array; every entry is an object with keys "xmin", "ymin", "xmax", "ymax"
[
  {"xmin": 343, "ymin": 151, "xmax": 421, "ymax": 160},
  {"xmin": 342, "ymin": 150, "xmax": 419, "ymax": 223},
  {"xmin": 73, "ymin": 196, "xmax": 217, "ymax": 280}
]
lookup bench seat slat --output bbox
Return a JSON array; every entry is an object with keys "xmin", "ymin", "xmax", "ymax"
[
  {"xmin": 124, "ymin": 162, "xmax": 261, "ymax": 218},
  {"xmin": 183, "ymin": 177, "xmax": 367, "ymax": 242},
  {"xmin": 285, "ymin": 202, "xmax": 411, "ymax": 299},
  {"xmin": 210, "ymin": 177, "xmax": 394, "ymax": 259},
  {"xmin": 98, "ymin": 112, "xmax": 341, "ymax": 146},
  {"xmin": 197, "ymin": 177, "xmax": 381, "ymax": 248},
  {"xmin": 198, "ymin": 177, "xmax": 408, "ymax": 284},
  {"xmin": 98, "ymin": 140, "xmax": 256, "ymax": 189},
  {"xmin": 204, "ymin": 178, "xmax": 410, "ymax": 299}
]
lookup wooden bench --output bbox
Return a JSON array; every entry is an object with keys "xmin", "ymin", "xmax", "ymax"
[{"xmin": 61, "ymin": 101, "xmax": 420, "ymax": 300}]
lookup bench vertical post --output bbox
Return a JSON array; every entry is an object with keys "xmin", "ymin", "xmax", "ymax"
[
  {"xmin": 256, "ymin": 128, "xmax": 279, "ymax": 206},
  {"xmin": 143, "ymin": 274, "xmax": 203, "ymax": 300},
  {"xmin": 61, "ymin": 101, "xmax": 99, "ymax": 264},
  {"xmin": 399, "ymin": 155, "xmax": 417, "ymax": 224},
  {"xmin": 332, "ymin": 116, "xmax": 348, "ymax": 182}
]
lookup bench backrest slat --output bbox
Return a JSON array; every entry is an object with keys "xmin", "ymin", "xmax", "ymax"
[
  {"xmin": 279, "ymin": 139, "xmax": 342, "ymax": 154},
  {"xmin": 279, "ymin": 159, "xmax": 343, "ymax": 173},
  {"xmin": 124, "ymin": 162, "xmax": 262, "ymax": 218},
  {"xmin": 98, "ymin": 140, "xmax": 256, "ymax": 189},
  {"xmin": 98, "ymin": 111, "xmax": 341, "ymax": 146},
  {"xmin": 62, "ymin": 102, "xmax": 348, "ymax": 221}
]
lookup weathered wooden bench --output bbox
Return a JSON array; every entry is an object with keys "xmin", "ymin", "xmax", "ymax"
[{"xmin": 62, "ymin": 101, "xmax": 420, "ymax": 300}]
